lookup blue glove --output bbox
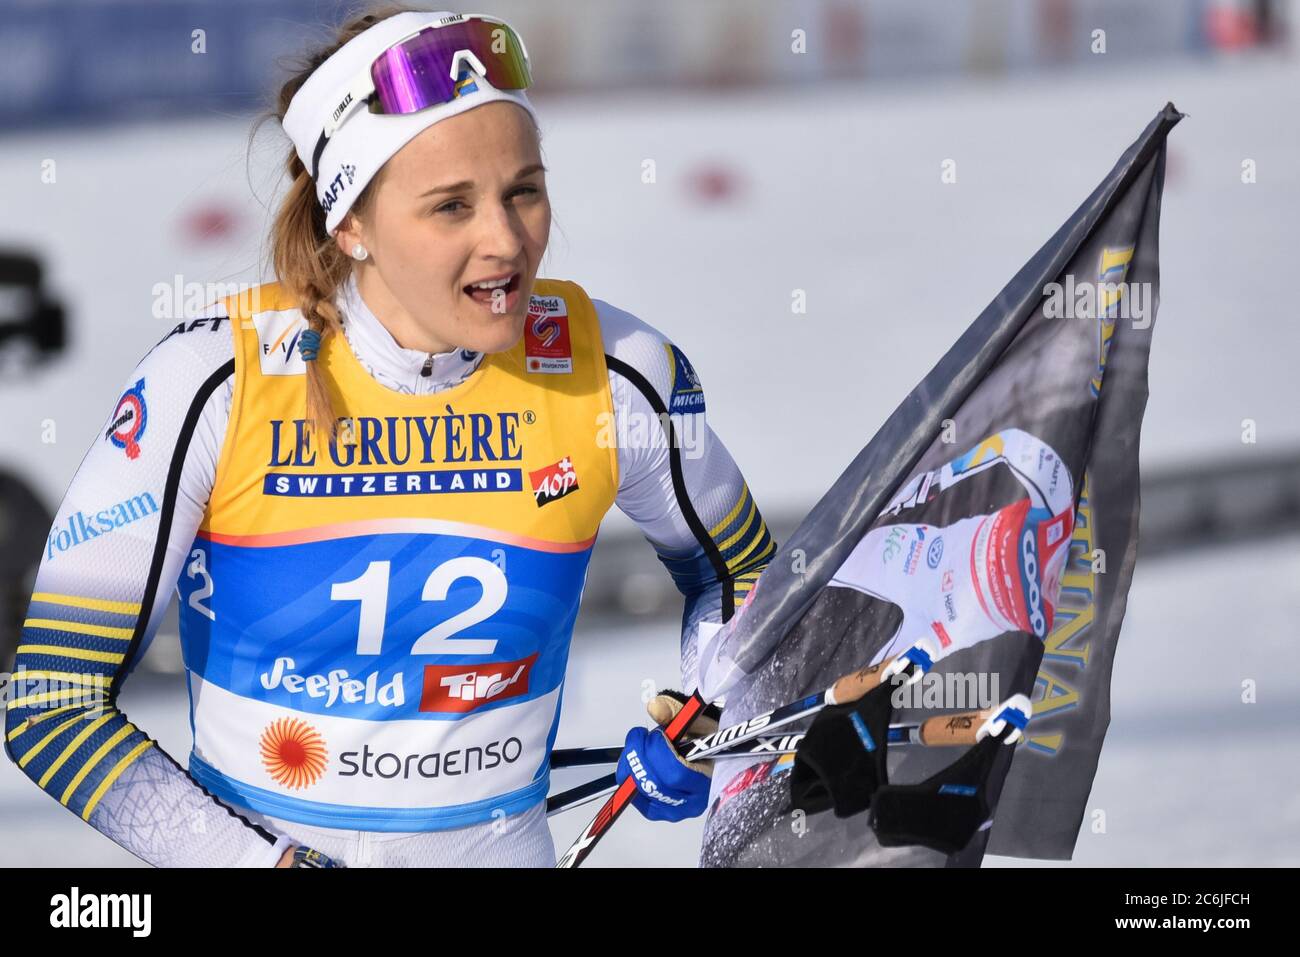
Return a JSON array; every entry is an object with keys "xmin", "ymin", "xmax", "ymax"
[{"xmin": 616, "ymin": 724, "xmax": 710, "ymax": 822}]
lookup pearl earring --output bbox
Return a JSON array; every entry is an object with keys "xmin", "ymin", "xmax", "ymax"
[{"xmin": 351, "ymin": 243, "xmax": 369, "ymax": 262}]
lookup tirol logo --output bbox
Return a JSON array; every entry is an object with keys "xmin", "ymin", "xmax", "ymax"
[
  {"xmin": 666, "ymin": 343, "xmax": 706, "ymax": 414},
  {"xmin": 530, "ymin": 456, "xmax": 579, "ymax": 507},
  {"xmin": 260, "ymin": 717, "xmax": 328, "ymax": 790},
  {"xmin": 524, "ymin": 296, "xmax": 572, "ymax": 373},
  {"xmin": 105, "ymin": 378, "xmax": 147, "ymax": 459},
  {"xmin": 419, "ymin": 653, "xmax": 538, "ymax": 714}
]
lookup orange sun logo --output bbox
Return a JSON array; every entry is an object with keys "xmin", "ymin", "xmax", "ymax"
[{"xmin": 260, "ymin": 717, "xmax": 328, "ymax": 789}]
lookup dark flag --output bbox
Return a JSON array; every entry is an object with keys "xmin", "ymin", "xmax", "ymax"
[{"xmin": 697, "ymin": 104, "xmax": 1182, "ymax": 866}]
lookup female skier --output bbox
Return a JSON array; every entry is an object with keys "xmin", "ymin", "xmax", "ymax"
[{"xmin": 4, "ymin": 7, "xmax": 774, "ymax": 867}]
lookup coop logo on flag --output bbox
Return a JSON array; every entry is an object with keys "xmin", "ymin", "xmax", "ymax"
[
  {"xmin": 530, "ymin": 456, "xmax": 580, "ymax": 507},
  {"xmin": 524, "ymin": 296, "xmax": 572, "ymax": 374},
  {"xmin": 105, "ymin": 378, "xmax": 148, "ymax": 460}
]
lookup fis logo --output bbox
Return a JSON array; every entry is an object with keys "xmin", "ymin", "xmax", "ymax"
[
  {"xmin": 530, "ymin": 456, "xmax": 579, "ymax": 507},
  {"xmin": 419, "ymin": 653, "xmax": 538, "ymax": 714},
  {"xmin": 106, "ymin": 379, "xmax": 148, "ymax": 459},
  {"xmin": 254, "ymin": 310, "xmax": 308, "ymax": 376}
]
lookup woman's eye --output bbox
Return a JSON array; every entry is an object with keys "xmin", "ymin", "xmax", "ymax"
[{"xmin": 433, "ymin": 187, "xmax": 537, "ymax": 215}]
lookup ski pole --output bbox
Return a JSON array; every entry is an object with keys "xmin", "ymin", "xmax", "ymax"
[
  {"xmin": 553, "ymin": 643, "xmax": 935, "ymax": 866},
  {"xmin": 546, "ymin": 697, "xmax": 991, "ymax": 818}
]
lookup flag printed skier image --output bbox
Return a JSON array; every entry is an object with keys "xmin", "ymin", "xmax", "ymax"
[{"xmin": 828, "ymin": 428, "xmax": 1076, "ymax": 668}]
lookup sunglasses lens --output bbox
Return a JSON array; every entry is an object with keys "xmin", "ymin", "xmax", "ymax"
[{"xmin": 370, "ymin": 19, "xmax": 532, "ymax": 115}]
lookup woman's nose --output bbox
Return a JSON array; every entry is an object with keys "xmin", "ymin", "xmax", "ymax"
[{"xmin": 476, "ymin": 200, "xmax": 526, "ymax": 259}]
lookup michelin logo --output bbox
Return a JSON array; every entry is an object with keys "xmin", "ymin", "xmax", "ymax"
[{"xmin": 665, "ymin": 344, "xmax": 705, "ymax": 415}]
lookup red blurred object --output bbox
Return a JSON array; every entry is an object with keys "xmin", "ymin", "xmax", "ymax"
[
  {"xmin": 685, "ymin": 163, "xmax": 743, "ymax": 204},
  {"xmin": 1206, "ymin": 3, "xmax": 1260, "ymax": 50},
  {"xmin": 180, "ymin": 203, "xmax": 239, "ymax": 243}
]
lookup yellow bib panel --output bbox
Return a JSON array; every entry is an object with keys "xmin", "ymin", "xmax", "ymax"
[{"xmin": 178, "ymin": 279, "xmax": 618, "ymax": 830}]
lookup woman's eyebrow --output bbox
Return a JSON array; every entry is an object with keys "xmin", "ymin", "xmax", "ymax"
[{"xmin": 418, "ymin": 163, "xmax": 548, "ymax": 198}]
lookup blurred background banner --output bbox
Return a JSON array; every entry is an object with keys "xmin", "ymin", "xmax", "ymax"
[
  {"xmin": 0, "ymin": 0, "xmax": 1296, "ymax": 866},
  {"xmin": 0, "ymin": 0, "xmax": 1289, "ymax": 131}
]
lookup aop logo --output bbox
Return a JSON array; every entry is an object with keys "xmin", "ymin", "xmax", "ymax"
[
  {"xmin": 530, "ymin": 456, "xmax": 579, "ymax": 506},
  {"xmin": 1021, "ymin": 528, "xmax": 1045, "ymax": 637}
]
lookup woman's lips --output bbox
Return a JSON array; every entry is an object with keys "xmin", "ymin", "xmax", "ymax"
[{"xmin": 464, "ymin": 272, "xmax": 521, "ymax": 310}]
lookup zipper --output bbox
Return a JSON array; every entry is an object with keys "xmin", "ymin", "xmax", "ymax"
[{"xmin": 420, "ymin": 354, "xmax": 434, "ymax": 377}]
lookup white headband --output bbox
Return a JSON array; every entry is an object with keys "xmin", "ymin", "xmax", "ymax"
[{"xmin": 281, "ymin": 10, "xmax": 540, "ymax": 234}]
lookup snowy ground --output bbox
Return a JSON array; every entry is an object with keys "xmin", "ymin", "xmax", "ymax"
[
  {"xmin": 3, "ymin": 529, "xmax": 1297, "ymax": 867},
  {"xmin": 1, "ymin": 52, "xmax": 1297, "ymax": 866}
]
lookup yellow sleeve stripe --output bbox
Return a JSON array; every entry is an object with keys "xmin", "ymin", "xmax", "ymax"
[
  {"xmin": 62, "ymin": 723, "xmax": 139, "ymax": 806},
  {"xmin": 714, "ymin": 498, "xmax": 758, "ymax": 554},
  {"xmin": 709, "ymin": 484, "xmax": 752, "ymax": 539},
  {"xmin": 725, "ymin": 523, "xmax": 774, "ymax": 572},
  {"xmin": 8, "ymin": 690, "xmax": 108, "ymax": 710},
  {"xmin": 82, "ymin": 740, "xmax": 154, "ymax": 820},
  {"xmin": 6, "ymin": 702, "xmax": 86, "ymax": 741},
  {"xmin": 15, "ymin": 645, "xmax": 126, "ymax": 665},
  {"xmin": 18, "ymin": 712, "xmax": 98, "ymax": 768},
  {"xmin": 8, "ymin": 671, "xmax": 114, "ymax": 687},
  {"xmin": 38, "ymin": 712, "xmax": 119, "ymax": 788},
  {"xmin": 23, "ymin": 618, "xmax": 134, "ymax": 640},
  {"xmin": 30, "ymin": 592, "xmax": 142, "ymax": 616}
]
